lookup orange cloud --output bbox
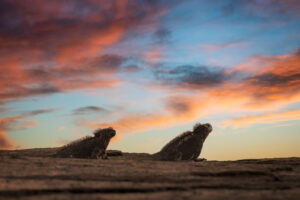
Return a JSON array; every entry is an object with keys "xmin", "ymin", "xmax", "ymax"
[
  {"xmin": 87, "ymin": 49, "xmax": 300, "ymax": 135},
  {"xmin": 20, "ymin": 120, "xmax": 39, "ymax": 129},
  {"xmin": 195, "ymin": 49, "xmax": 299, "ymax": 112},
  {"xmin": 58, "ymin": 126, "xmax": 65, "ymax": 131},
  {"xmin": 221, "ymin": 110, "xmax": 300, "ymax": 129},
  {"xmin": 0, "ymin": 115, "xmax": 22, "ymax": 150},
  {"xmin": 88, "ymin": 94, "xmax": 210, "ymax": 135},
  {"xmin": 0, "ymin": 129, "xmax": 14, "ymax": 150},
  {"xmin": 0, "ymin": 116, "xmax": 24, "ymax": 128}
]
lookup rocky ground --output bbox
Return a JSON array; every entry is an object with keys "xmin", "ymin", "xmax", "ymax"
[{"xmin": 0, "ymin": 148, "xmax": 299, "ymax": 200}]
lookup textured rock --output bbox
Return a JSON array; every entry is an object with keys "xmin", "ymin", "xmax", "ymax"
[{"xmin": 0, "ymin": 149, "xmax": 299, "ymax": 200}]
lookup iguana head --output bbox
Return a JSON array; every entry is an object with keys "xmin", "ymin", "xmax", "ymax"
[
  {"xmin": 93, "ymin": 127, "xmax": 116, "ymax": 138},
  {"xmin": 193, "ymin": 123, "xmax": 212, "ymax": 138}
]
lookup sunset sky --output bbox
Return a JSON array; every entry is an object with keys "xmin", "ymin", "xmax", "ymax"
[{"xmin": 0, "ymin": 0, "xmax": 300, "ymax": 160}]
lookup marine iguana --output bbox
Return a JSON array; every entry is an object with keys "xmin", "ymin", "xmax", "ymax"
[
  {"xmin": 151, "ymin": 123, "xmax": 212, "ymax": 161},
  {"xmin": 54, "ymin": 127, "xmax": 116, "ymax": 159}
]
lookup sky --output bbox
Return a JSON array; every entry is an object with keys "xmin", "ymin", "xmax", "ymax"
[{"xmin": 0, "ymin": 0, "xmax": 300, "ymax": 160}]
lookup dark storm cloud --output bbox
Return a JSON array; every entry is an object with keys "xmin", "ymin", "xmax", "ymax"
[
  {"xmin": 155, "ymin": 65, "xmax": 232, "ymax": 88},
  {"xmin": 72, "ymin": 106, "xmax": 107, "ymax": 115}
]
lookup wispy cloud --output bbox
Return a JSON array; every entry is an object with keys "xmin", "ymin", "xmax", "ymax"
[
  {"xmin": 19, "ymin": 120, "xmax": 39, "ymax": 129},
  {"xmin": 58, "ymin": 126, "xmax": 66, "ymax": 131},
  {"xmin": 72, "ymin": 106, "xmax": 107, "ymax": 115},
  {"xmin": 0, "ymin": 109, "xmax": 55, "ymax": 132},
  {"xmin": 221, "ymin": 110, "xmax": 300, "ymax": 129},
  {"xmin": 144, "ymin": 46, "xmax": 163, "ymax": 63},
  {"xmin": 198, "ymin": 41, "xmax": 249, "ymax": 53},
  {"xmin": 25, "ymin": 109, "xmax": 57, "ymax": 117}
]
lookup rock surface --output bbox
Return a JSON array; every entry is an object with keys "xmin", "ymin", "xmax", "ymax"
[{"xmin": 0, "ymin": 148, "xmax": 299, "ymax": 200}]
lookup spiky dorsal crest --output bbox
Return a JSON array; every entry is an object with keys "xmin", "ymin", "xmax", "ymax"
[{"xmin": 63, "ymin": 135, "xmax": 92, "ymax": 148}]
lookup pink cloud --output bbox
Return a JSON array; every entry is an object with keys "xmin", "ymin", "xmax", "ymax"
[
  {"xmin": 144, "ymin": 46, "xmax": 163, "ymax": 63},
  {"xmin": 58, "ymin": 126, "xmax": 65, "ymax": 131},
  {"xmin": 20, "ymin": 120, "xmax": 39, "ymax": 129},
  {"xmin": 0, "ymin": 0, "xmax": 171, "ymax": 104}
]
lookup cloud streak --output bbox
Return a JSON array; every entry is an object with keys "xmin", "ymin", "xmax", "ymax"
[
  {"xmin": 221, "ymin": 110, "xmax": 300, "ymax": 129},
  {"xmin": 221, "ymin": 0, "xmax": 300, "ymax": 20},
  {"xmin": 198, "ymin": 41, "xmax": 249, "ymax": 53},
  {"xmin": 72, "ymin": 106, "xmax": 107, "ymax": 115}
]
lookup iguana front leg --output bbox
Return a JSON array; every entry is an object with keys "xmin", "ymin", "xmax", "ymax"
[
  {"xmin": 101, "ymin": 150, "xmax": 108, "ymax": 159},
  {"xmin": 91, "ymin": 147, "xmax": 107, "ymax": 159}
]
